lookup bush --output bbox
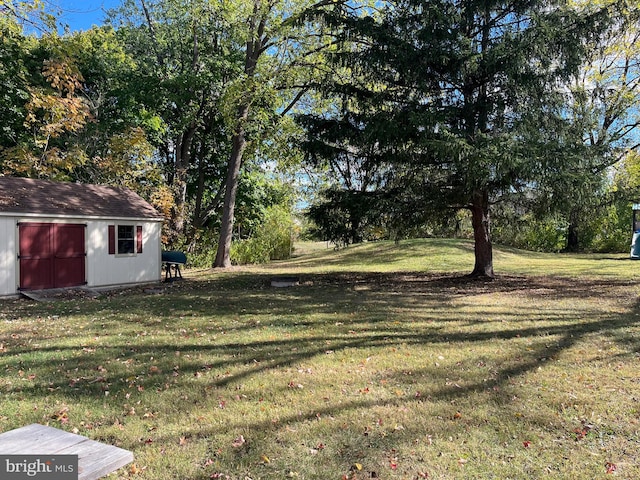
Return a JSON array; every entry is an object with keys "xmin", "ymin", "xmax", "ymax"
[
  {"xmin": 231, "ymin": 205, "xmax": 294, "ymax": 264},
  {"xmin": 589, "ymin": 204, "xmax": 632, "ymax": 253},
  {"xmin": 171, "ymin": 229, "xmax": 218, "ymax": 269},
  {"xmin": 492, "ymin": 212, "xmax": 567, "ymax": 252},
  {"xmin": 521, "ymin": 215, "xmax": 567, "ymax": 252}
]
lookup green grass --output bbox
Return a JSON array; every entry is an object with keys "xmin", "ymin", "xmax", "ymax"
[{"xmin": 1, "ymin": 239, "xmax": 640, "ymax": 479}]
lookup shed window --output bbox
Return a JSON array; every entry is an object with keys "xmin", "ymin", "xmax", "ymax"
[
  {"xmin": 118, "ymin": 225, "xmax": 135, "ymax": 254},
  {"xmin": 108, "ymin": 225, "xmax": 143, "ymax": 255}
]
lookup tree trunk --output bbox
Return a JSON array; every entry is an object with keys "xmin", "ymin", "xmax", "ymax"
[
  {"xmin": 213, "ymin": 0, "xmax": 268, "ymax": 267},
  {"xmin": 469, "ymin": 189, "xmax": 494, "ymax": 278},
  {"xmin": 213, "ymin": 107, "xmax": 249, "ymax": 267},
  {"xmin": 565, "ymin": 211, "xmax": 580, "ymax": 252},
  {"xmin": 168, "ymin": 125, "xmax": 197, "ymax": 246}
]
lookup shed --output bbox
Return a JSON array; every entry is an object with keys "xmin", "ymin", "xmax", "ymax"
[{"xmin": 0, "ymin": 177, "xmax": 164, "ymax": 296}]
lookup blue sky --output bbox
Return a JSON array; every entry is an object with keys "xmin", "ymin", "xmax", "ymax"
[{"xmin": 50, "ymin": 0, "xmax": 121, "ymax": 32}]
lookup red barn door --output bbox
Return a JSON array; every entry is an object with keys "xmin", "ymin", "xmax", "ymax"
[
  {"xmin": 19, "ymin": 223, "xmax": 86, "ymax": 290},
  {"xmin": 53, "ymin": 224, "xmax": 86, "ymax": 288}
]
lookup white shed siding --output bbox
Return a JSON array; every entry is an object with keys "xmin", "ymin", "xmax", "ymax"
[
  {"xmin": 0, "ymin": 215, "xmax": 162, "ymax": 297},
  {"xmin": 0, "ymin": 217, "xmax": 17, "ymax": 296},
  {"xmin": 87, "ymin": 220, "xmax": 162, "ymax": 287}
]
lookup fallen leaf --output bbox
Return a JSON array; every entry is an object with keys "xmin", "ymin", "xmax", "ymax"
[
  {"xmin": 232, "ymin": 435, "xmax": 246, "ymax": 448},
  {"xmin": 51, "ymin": 406, "xmax": 69, "ymax": 423},
  {"xmin": 260, "ymin": 454, "xmax": 270, "ymax": 464},
  {"xmin": 179, "ymin": 436, "xmax": 188, "ymax": 446}
]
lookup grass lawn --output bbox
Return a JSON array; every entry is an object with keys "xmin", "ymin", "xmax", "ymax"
[{"xmin": 1, "ymin": 238, "xmax": 639, "ymax": 479}]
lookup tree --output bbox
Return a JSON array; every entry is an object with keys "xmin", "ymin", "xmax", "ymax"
[
  {"xmin": 213, "ymin": 0, "xmax": 335, "ymax": 267},
  {"xmin": 0, "ymin": 32, "xmax": 94, "ymax": 179},
  {"xmin": 549, "ymin": 1, "xmax": 640, "ymax": 251},
  {"xmin": 302, "ymin": 0, "xmax": 615, "ymax": 277},
  {"xmin": 0, "ymin": 18, "xmax": 32, "ymax": 151},
  {"xmin": 107, "ymin": 0, "xmax": 243, "ymax": 246},
  {"xmin": 0, "ymin": 0, "xmax": 54, "ymax": 33}
]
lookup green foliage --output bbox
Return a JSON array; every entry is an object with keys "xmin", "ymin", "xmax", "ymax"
[
  {"xmin": 306, "ymin": 187, "xmax": 383, "ymax": 246},
  {"xmin": 589, "ymin": 204, "xmax": 631, "ymax": 253},
  {"xmin": 0, "ymin": 0, "xmax": 56, "ymax": 33},
  {"xmin": 519, "ymin": 216, "xmax": 568, "ymax": 253},
  {"xmin": 301, "ymin": 0, "xmax": 617, "ymax": 274},
  {"xmin": 492, "ymin": 200, "xmax": 632, "ymax": 254},
  {"xmin": 176, "ymin": 228, "xmax": 219, "ymax": 269},
  {"xmin": 230, "ymin": 204, "xmax": 294, "ymax": 264},
  {"xmin": 0, "ymin": 21, "xmax": 33, "ymax": 150}
]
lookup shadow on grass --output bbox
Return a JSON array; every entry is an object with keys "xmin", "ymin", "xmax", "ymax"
[
  {"xmin": 2, "ymin": 271, "xmax": 637, "ymax": 387},
  {"xmin": 1, "ymin": 270, "xmax": 639, "ymax": 477}
]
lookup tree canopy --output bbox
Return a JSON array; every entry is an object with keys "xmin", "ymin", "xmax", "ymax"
[
  {"xmin": 300, "ymin": 0, "xmax": 623, "ymax": 276},
  {"xmin": 1, "ymin": 0, "xmax": 639, "ymax": 271}
]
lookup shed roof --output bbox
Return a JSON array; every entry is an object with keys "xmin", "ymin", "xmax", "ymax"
[{"xmin": 0, "ymin": 177, "xmax": 162, "ymax": 220}]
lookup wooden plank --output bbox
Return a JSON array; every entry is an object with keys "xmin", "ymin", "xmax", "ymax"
[
  {"xmin": 0, "ymin": 424, "xmax": 133, "ymax": 480},
  {"xmin": 57, "ymin": 438, "xmax": 133, "ymax": 480},
  {"xmin": 0, "ymin": 424, "xmax": 86, "ymax": 453}
]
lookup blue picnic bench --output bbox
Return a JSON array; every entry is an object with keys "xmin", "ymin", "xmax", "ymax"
[{"xmin": 161, "ymin": 251, "xmax": 187, "ymax": 281}]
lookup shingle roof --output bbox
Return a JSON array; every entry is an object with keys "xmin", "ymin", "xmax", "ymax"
[{"xmin": 0, "ymin": 177, "xmax": 163, "ymax": 220}]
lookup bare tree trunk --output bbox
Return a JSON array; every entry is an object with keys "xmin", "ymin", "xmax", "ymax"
[
  {"xmin": 214, "ymin": 106, "xmax": 249, "ymax": 267},
  {"xmin": 469, "ymin": 189, "xmax": 494, "ymax": 278}
]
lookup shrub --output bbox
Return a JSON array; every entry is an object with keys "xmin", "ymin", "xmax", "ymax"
[{"xmin": 231, "ymin": 205, "xmax": 294, "ymax": 264}]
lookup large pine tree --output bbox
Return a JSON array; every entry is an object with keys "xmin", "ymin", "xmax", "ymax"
[{"xmin": 302, "ymin": 0, "xmax": 615, "ymax": 277}]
